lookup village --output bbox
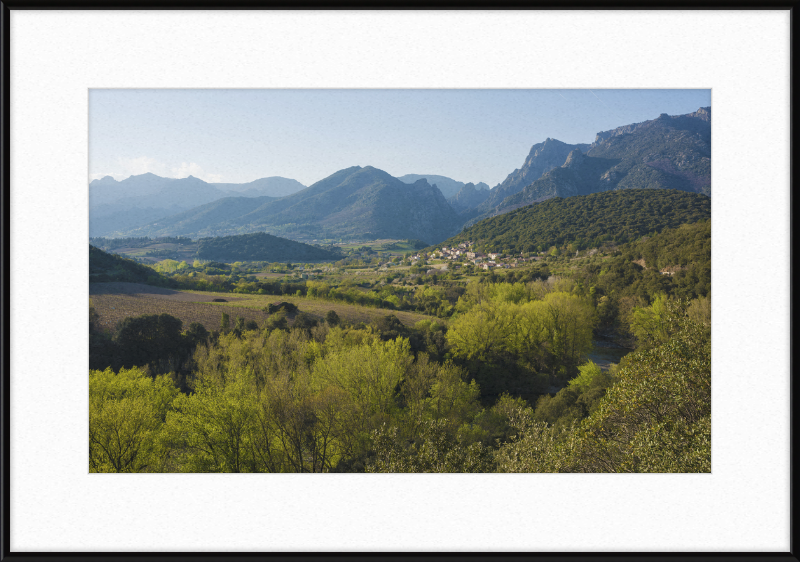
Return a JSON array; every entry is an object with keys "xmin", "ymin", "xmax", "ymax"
[{"xmin": 409, "ymin": 241, "xmax": 543, "ymax": 270}]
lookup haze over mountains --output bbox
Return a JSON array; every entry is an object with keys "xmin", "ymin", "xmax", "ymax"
[
  {"xmin": 91, "ymin": 107, "xmax": 710, "ymax": 245},
  {"xmin": 396, "ymin": 174, "xmax": 489, "ymax": 199},
  {"xmin": 121, "ymin": 166, "xmax": 463, "ymax": 244},
  {"xmin": 89, "ymin": 174, "xmax": 305, "ymax": 236}
]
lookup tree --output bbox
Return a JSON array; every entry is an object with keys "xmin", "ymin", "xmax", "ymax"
[
  {"xmin": 90, "ymin": 367, "xmax": 178, "ymax": 472},
  {"xmin": 220, "ymin": 312, "xmax": 230, "ymax": 333},
  {"xmin": 166, "ymin": 367, "xmax": 263, "ymax": 473},
  {"xmin": 497, "ymin": 299, "xmax": 711, "ymax": 473},
  {"xmin": 265, "ymin": 310, "xmax": 289, "ymax": 332},
  {"xmin": 630, "ymin": 292, "xmax": 670, "ymax": 348},
  {"xmin": 567, "ymin": 360, "xmax": 603, "ymax": 393},
  {"xmin": 114, "ymin": 313, "xmax": 185, "ymax": 371},
  {"xmin": 325, "ymin": 310, "xmax": 341, "ymax": 326},
  {"xmin": 293, "ymin": 312, "xmax": 319, "ymax": 333},
  {"xmin": 367, "ymin": 419, "xmax": 493, "ymax": 473}
]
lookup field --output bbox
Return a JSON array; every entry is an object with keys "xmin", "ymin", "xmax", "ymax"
[
  {"xmin": 90, "ymin": 282, "xmax": 439, "ymax": 334},
  {"xmin": 332, "ymin": 239, "xmax": 421, "ymax": 257}
]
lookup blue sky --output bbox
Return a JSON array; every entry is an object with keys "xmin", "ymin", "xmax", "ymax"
[{"xmin": 89, "ymin": 89, "xmax": 711, "ymax": 187}]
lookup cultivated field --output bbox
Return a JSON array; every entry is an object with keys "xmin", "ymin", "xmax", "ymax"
[{"xmin": 89, "ymin": 282, "xmax": 439, "ymax": 334}]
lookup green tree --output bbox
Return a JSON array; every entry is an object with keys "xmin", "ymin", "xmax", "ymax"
[
  {"xmin": 567, "ymin": 360, "xmax": 603, "ymax": 393},
  {"xmin": 325, "ymin": 310, "xmax": 341, "ymax": 326},
  {"xmin": 367, "ymin": 419, "xmax": 493, "ymax": 473},
  {"xmin": 166, "ymin": 367, "xmax": 262, "ymax": 473},
  {"xmin": 499, "ymin": 298, "xmax": 711, "ymax": 473},
  {"xmin": 293, "ymin": 312, "xmax": 319, "ymax": 333},
  {"xmin": 89, "ymin": 366, "xmax": 178, "ymax": 472},
  {"xmin": 114, "ymin": 313, "xmax": 185, "ymax": 371}
]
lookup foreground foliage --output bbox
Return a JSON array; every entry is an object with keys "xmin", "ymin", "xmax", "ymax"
[{"xmin": 89, "ymin": 295, "xmax": 709, "ymax": 473}]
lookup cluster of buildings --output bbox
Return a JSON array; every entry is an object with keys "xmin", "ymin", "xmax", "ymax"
[{"xmin": 410, "ymin": 241, "xmax": 543, "ymax": 270}]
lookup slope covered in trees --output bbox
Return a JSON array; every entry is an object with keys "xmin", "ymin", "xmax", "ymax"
[
  {"xmin": 443, "ymin": 189, "xmax": 710, "ymax": 254},
  {"xmin": 196, "ymin": 232, "xmax": 341, "ymax": 262},
  {"xmin": 89, "ymin": 245, "xmax": 171, "ymax": 285}
]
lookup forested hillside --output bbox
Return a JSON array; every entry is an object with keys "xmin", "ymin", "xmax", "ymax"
[
  {"xmin": 196, "ymin": 232, "xmax": 341, "ymax": 262},
  {"xmin": 89, "ymin": 245, "xmax": 171, "ymax": 285},
  {"xmin": 444, "ymin": 189, "xmax": 710, "ymax": 254}
]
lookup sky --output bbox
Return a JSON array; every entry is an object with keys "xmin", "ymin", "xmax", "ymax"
[{"xmin": 89, "ymin": 89, "xmax": 711, "ymax": 188}]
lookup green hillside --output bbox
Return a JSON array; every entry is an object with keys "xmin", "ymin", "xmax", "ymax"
[
  {"xmin": 89, "ymin": 245, "xmax": 167, "ymax": 284},
  {"xmin": 196, "ymin": 232, "xmax": 341, "ymax": 262},
  {"xmin": 440, "ymin": 189, "xmax": 710, "ymax": 254}
]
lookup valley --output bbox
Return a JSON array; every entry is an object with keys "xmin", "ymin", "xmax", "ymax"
[{"xmin": 88, "ymin": 102, "xmax": 712, "ymax": 474}]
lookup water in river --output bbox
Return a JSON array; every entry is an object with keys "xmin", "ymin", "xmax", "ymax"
[{"xmin": 586, "ymin": 339, "xmax": 631, "ymax": 370}]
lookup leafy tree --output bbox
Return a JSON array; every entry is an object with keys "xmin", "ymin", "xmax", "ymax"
[
  {"xmin": 265, "ymin": 310, "xmax": 289, "ymax": 333},
  {"xmin": 494, "ymin": 409, "xmax": 576, "ymax": 473},
  {"xmin": 166, "ymin": 367, "xmax": 263, "ymax": 472},
  {"xmin": 90, "ymin": 367, "xmax": 178, "ymax": 472},
  {"xmin": 325, "ymin": 310, "xmax": 341, "ymax": 326},
  {"xmin": 367, "ymin": 419, "xmax": 493, "ymax": 473},
  {"xmin": 185, "ymin": 322, "xmax": 209, "ymax": 347},
  {"xmin": 498, "ymin": 298, "xmax": 710, "ymax": 473},
  {"xmin": 567, "ymin": 360, "xmax": 603, "ymax": 393},
  {"xmin": 629, "ymin": 292, "xmax": 670, "ymax": 348},
  {"xmin": 293, "ymin": 312, "xmax": 319, "ymax": 333},
  {"xmin": 114, "ymin": 313, "xmax": 185, "ymax": 371}
]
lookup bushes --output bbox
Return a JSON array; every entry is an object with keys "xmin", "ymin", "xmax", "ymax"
[{"xmin": 495, "ymin": 298, "xmax": 710, "ymax": 473}]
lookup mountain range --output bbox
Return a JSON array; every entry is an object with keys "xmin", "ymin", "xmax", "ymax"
[
  {"xmin": 121, "ymin": 166, "xmax": 463, "ymax": 245},
  {"xmin": 89, "ymin": 174, "xmax": 305, "ymax": 237},
  {"xmin": 467, "ymin": 107, "xmax": 711, "ymax": 225},
  {"xmin": 92, "ymin": 107, "xmax": 711, "ymax": 245},
  {"xmin": 469, "ymin": 138, "xmax": 591, "ymax": 220},
  {"xmin": 448, "ymin": 182, "xmax": 491, "ymax": 213},
  {"xmin": 396, "ymin": 174, "xmax": 489, "ymax": 199}
]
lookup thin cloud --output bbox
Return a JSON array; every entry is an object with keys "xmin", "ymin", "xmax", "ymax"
[{"xmin": 93, "ymin": 157, "xmax": 224, "ymax": 183}]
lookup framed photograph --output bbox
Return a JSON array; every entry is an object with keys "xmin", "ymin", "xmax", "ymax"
[{"xmin": 4, "ymin": 7, "xmax": 792, "ymax": 557}]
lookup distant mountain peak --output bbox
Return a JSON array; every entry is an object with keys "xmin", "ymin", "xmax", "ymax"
[
  {"xmin": 118, "ymin": 164, "xmax": 462, "ymax": 244},
  {"xmin": 90, "ymin": 175, "xmax": 119, "ymax": 186},
  {"xmin": 473, "ymin": 137, "xmax": 591, "ymax": 214}
]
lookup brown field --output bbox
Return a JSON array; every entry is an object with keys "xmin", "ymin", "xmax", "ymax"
[
  {"xmin": 112, "ymin": 242, "xmax": 199, "ymax": 262},
  {"xmin": 89, "ymin": 282, "xmax": 439, "ymax": 334}
]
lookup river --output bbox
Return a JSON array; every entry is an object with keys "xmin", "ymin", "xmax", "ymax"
[{"xmin": 586, "ymin": 338, "xmax": 632, "ymax": 370}]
